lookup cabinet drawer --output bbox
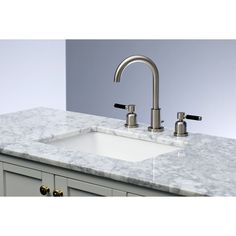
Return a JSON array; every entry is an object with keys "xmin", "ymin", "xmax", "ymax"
[{"xmin": 55, "ymin": 175, "xmax": 114, "ymax": 196}]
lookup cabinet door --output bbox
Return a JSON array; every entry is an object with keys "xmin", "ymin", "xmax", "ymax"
[
  {"xmin": 0, "ymin": 163, "xmax": 54, "ymax": 196},
  {"xmin": 55, "ymin": 175, "xmax": 115, "ymax": 196}
]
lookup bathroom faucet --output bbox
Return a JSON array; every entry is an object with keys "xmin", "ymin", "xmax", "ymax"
[{"xmin": 114, "ymin": 55, "xmax": 164, "ymax": 132}]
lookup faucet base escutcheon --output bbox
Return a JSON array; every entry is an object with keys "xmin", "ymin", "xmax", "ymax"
[
  {"xmin": 148, "ymin": 108, "xmax": 164, "ymax": 132},
  {"xmin": 125, "ymin": 124, "xmax": 139, "ymax": 128},
  {"xmin": 148, "ymin": 126, "xmax": 164, "ymax": 132}
]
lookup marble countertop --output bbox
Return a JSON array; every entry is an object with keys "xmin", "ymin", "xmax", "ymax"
[{"xmin": 0, "ymin": 107, "xmax": 236, "ymax": 196}]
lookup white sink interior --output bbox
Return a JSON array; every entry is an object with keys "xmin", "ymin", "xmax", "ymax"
[{"xmin": 46, "ymin": 131, "xmax": 179, "ymax": 162}]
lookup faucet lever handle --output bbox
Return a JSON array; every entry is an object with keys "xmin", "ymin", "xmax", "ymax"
[
  {"xmin": 174, "ymin": 112, "xmax": 202, "ymax": 137},
  {"xmin": 114, "ymin": 103, "xmax": 126, "ymax": 110},
  {"xmin": 114, "ymin": 103, "xmax": 138, "ymax": 128},
  {"xmin": 114, "ymin": 103, "xmax": 136, "ymax": 113},
  {"xmin": 185, "ymin": 114, "xmax": 202, "ymax": 121}
]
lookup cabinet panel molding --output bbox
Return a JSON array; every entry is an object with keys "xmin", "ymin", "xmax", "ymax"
[
  {"xmin": 0, "ymin": 162, "xmax": 4, "ymax": 196},
  {"xmin": 55, "ymin": 175, "xmax": 68, "ymax": 196},
  {"xmin": 69, "ymin": 188, "xmax": 99, "ymax": 196},
  {"xmin": 67, "ymin": 178, "xmax": 113, "ymax": 196},
  {"xmin": 5, "ymin": 171, "xmax": 42, "ymax": 196},
  {"xmin": 3, "ymin": 163, "xmax": 42, "ymax": 179},
  {"xmin": 127, "ymin": 193, "xmax": 142, "ymax": 197},
  {"xmin": 112, "ymin": 189, "xmax": 127, "ymax": 196}
]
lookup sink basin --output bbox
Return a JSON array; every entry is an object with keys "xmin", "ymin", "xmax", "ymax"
[{"xmin": 46, "ymin": 131, "xmax": 179, "ymax": 162}]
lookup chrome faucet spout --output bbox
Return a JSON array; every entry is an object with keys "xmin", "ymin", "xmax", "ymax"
[{"xmin": 114, "ymin": 55, "xmax": 164, "ymax": 132}]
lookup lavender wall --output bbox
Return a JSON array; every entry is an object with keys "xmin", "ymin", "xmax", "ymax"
[
  {"xmin": 66, "ymin": 40, "xmax": 236, "ymax": 139},
  {"xmin": 0, "ymin": 40, "xmax": 66, "ymax": 114}
]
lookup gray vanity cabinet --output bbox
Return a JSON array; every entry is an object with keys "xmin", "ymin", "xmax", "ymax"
[
  {"xmin": 0, "ymin": 162, "xmax": 54, "ymax": 196},
  {"xmin": 0, "ymin": 154, "xmax": 176, "ymax": 197},
  {"xmin": 0, "ymin": 160, "xmax": 128, "ymax": 197}
]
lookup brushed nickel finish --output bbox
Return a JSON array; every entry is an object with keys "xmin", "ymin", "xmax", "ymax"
[
  {"xmin": 174, "ymin": 112, "xmax": 202, "ymax": 137},
  {"xmin": 174, "ymin": 112, "xmax": 188, "ymax": 137},
  {"xmin": 114, "ymin": 103, "xmax": 138, "ymax": 128},
  {"xmin": 125, "ymin": 104, "xmax": 138, "ymax": 128},
  {"xmin": 114, "ymin": 55, "xmax": 164, "ymax": 132},
  {"xmin": 148, "ymin": 108, "xmax": 164, "ymax": 132}
]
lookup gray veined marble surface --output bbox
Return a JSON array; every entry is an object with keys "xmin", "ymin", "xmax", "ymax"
[{"xmin": 1, "ymin": 107, "xmax": 236, "ymax": 196}]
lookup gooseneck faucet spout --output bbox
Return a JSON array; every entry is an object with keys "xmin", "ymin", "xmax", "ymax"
[{"xmin": 114, "ymin": 55, "xmax": 164, "ymax": 132}]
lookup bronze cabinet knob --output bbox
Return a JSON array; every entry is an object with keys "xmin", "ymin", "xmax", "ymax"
[
  {"xmin": 53, "ymin": 190, "xmax": 63, "ymax": 197},
  {"xmin": 40, "ymin": 185, "xmax": 50, "ymax": 195}
]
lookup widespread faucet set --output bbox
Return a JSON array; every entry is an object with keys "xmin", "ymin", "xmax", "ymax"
[{"xmin": 113, "ymin": 55, "xmax": 202, "ymax": 137}]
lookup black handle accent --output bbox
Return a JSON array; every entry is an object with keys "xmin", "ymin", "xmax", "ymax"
[
  {"xmin": 185, "ymin": 115, "xmax": 202, "ymax": 121},
  {"xmin": 114, "ymin": 103, "xmax": 126, "ymax": 109}
]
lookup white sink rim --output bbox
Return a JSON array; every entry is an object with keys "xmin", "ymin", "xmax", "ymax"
[{"xmin": 43, "ymin": 130, "xmax": 180, "ymax": 162}]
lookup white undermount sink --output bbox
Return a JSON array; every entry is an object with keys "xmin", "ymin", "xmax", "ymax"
[{"xmin": 46, "ymin": 131, "xmax": 179, "ymax": 162}]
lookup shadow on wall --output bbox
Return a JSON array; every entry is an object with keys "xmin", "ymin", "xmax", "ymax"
[{"xmin": 66, "ymin": 40, "xmax": 236, "ymax": 139}]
